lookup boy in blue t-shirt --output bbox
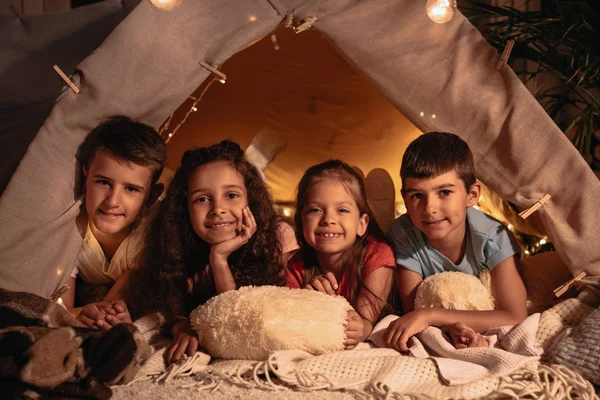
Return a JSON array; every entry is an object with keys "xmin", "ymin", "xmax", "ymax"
[{"xmin": 384, "ymin": 132, "xmax": 527, "ymax": 352}]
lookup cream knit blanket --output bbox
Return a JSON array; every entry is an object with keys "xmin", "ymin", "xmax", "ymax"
[{"xmin": 126, "ymin": 299, "xmax": 598, "ymax": 399}]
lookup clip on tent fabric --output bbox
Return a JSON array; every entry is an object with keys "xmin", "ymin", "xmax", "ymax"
[{"xmin": 53, "ymin": 65, "xmax": 80, "ymax": 94}]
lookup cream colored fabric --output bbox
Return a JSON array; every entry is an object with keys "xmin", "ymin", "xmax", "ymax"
[
  {"xmin": 72, "ymin": 222, "xmax": 143, "ymax": 285},
  {"xmin": 369, "ymin": 314, "xmax": 542, "ymax": 386},
  {"xmin": 190, "ymin": 286, "xmax": 350, "ymax": 360},
  {"xmin": 129, "ymin": 298, "xmax": 597, "ymax": 399}
]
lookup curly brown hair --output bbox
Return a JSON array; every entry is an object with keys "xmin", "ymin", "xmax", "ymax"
[{"xmin": 126, "ymin": 140, "xmax": 285, "ymax": 321}]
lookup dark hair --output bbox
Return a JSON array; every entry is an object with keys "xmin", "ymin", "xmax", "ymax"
[
  {"xmin": 77, "ymin": 116, "xmax": 167, "ymax": 184},
  {"xmin": 400, "ymin": 132, "xmax": 476, "ymax": 191},
  {"xmin": 126, "ymin": 140, "xmax": 285, "ymax": 320},
  {"xmin": 294, "ymin": 159, "xmax": 385, "ymax": 307}
]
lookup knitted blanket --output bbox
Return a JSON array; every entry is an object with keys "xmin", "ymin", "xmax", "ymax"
[{"xmin": 124, "ymin": 298, "xmax": 598, "ymax": 399}]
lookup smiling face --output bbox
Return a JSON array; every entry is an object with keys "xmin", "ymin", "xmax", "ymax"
[
  {"xmin": 402, "ymin": 170, "xmax": 480, "ymax": 248},
  {"xmin": 187, "ymin": 160, "xmax": 248, "ymax": 245},
  {"xmin": 84, "ymin": 149, "xmax": 153, "ymax": 240},
  {"xmin": 301, "ymin": 178, "xmax": 368, "ymax": 260}
]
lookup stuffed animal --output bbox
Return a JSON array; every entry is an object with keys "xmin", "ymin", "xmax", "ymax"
[
  {"xmin": 190, "ymin": 285, "xmax": 351, "ymax": 360},
  {"xmin": 414, "ymin": 270, "xmax": 495, "ymax": 311}
]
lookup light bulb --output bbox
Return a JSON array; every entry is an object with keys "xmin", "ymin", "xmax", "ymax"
[
  {"xmin": 426, "ymin": 0, "xmax": 456, "ymax": 24},
  {"xmin": 148, "ymin": 0, "xmax": 183, "ymax": 11}
]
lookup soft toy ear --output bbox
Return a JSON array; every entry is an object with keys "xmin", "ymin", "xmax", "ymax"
[{"xmin": 414, "ymin": 271, "xmax": 495, "ymax": 311}]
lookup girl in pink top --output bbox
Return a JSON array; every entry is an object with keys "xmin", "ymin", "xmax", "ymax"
[{"xmin": 287, "ymin": 160, "xmax": 395, "ymax": 349}]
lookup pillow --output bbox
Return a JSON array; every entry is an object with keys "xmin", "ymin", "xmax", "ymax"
[
  {"xmin": 190, "ymin": 285, "xmax": 352, "ymax": 360},
  {"xmin": 414, "ymin": 271, "xmax": 495, "ymax": 311},
  {"xmin": 551, "ymin": 307, "xmax": 600, "ymax": 385}
]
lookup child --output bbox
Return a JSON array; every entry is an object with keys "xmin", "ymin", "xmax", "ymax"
[
  {"xmin": 287, "ymin": 160, "xmax": 396, "ymax": 349},
  {"xmin": 125, "ymin": 140, "xmax": 297, "ymax": 364},
  {"xmin": 383, "ymin": 132, "xmax": 527, "ymax": 352},
  {"xmin": 61, "ymin": 117, "xmax": 167, "ymax": 330}
]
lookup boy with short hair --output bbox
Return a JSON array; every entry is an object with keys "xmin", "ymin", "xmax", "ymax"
[
  {"xmin": 383, "ymin": 132, "xmax": 527, "ymax": 351},
  {"xmin": 61, "ymin": 117, "xmax": 167, "ymax": 330}
]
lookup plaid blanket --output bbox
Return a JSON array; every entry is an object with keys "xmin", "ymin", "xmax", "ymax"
[{"xmin": 0, "ymin": 288, "xmax": 153, "ymax": 399}]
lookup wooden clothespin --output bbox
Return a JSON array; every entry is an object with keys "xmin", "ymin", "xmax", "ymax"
[
  {"xmin": 496, "ymin": 39, "xmax": 515, "ymax": 70},
  {"xmin": 270, "ymin": 33, "xmax": 280, "ymax": 51},
  {"xmin": 199, "ymin": 62, "xmax": 226, "ymax": 84},
  {"xmin": 519, "ymin": 194, "xmax": 551, "ymax": 219},
  {"xmin": 553, "ymin": 271, "xmax": 587, "ymax": 297},
  {"xmin": 53, "ymin": 65, "xmax": 80, "ymax": 94},
  {"xmin": 285, "ymin": 13, "xmax": 294, "ymax": 28},
  {"xmin": 294, "ymin": 17, "xmax": 317, "ymax": 34}
]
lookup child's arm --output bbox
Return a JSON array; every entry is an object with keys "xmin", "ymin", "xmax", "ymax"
[
  {"xmin": 396, "ymin": 267, "xmax": 423, "ymax": 313},
  {"xmin": 209, "ymin": 207, "xmax": 256, "ymax": 294},
  {"xmin": 345, "ymin": 267, "xmax": 395, "ymax": 348},
  {"xmin": 384, "ymin": 256, "xmax": 527, "ymax": 352},
  {"xmin": 167, "ymin": 316, "xmax": 199, "ymax": 364}
]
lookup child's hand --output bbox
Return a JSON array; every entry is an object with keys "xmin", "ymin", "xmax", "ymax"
[
  {"xmin": 305, "ymin": 271, "xmax": 339, "ymax": 295},
  {"xmin": 78, "ymin": 301, "xmax": 114, "ymax": 330},
  {"xmin": 210, "ymin": 207, "xmax": 257, "ymax": 262},
  {"xmin": 104, "ymin": 300, "xmax": 133, "ymax": 326},
  {"xmin": 167, "ymin": 318, "xmax": 199, "ymax": 365},
  {"xmin": 442, "ymin": 322, "xmax": 489, "ymax": 349},
  {"xmin": 344, "ymin": 310, "xmax": 367, "ymax": 349},
  {"xmin": 78, "ymin": 301, "xmax": 132, "ymax": 330},
  {"xmin": 382, "ymin": 309, "xmax": 431, "ymax": 352}
]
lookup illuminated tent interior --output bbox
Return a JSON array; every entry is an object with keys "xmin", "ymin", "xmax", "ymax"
[
  {"xmin": 161, "ymin": 26, "xmax": 422, "ymax": 207},
  {"xmin": 1, "ymin": 0, "xmax": 599, "ymax": 397},
  {"xmin": 0, "ymin": 0, "xmax": 598, "ymax": 304}
]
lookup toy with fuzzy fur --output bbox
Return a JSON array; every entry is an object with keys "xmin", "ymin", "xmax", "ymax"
[{"xmin": 414, "ymin": 270, "xmax": 495, "ymax": 311}]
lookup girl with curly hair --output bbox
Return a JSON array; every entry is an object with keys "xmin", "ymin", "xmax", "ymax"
[
  {"xmin": 286, "ymin": 160, "xmax": 396, "ymax": 349},
  {"xmin": 126, "ymin": 140, "xmax": 296, "ymax": 363}
]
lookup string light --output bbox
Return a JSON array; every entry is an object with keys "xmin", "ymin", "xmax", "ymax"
[
  {"xmin": 426, "ymin": 0, "xmax": 456, "ymax": 24},
  {"xmin": 162, "ymin": 78, "xmax": 217, "ymax": 143},
  {"xmin": 148, "ymin": 0, "xmax": 183, "ymax": 11}
]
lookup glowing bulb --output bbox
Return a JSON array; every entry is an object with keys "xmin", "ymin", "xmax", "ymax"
[
  {"xmin": 249, "ymin": 15, "xmax": 257, "ymax": 22},
  {"xmin": 432, "ymin": 114, "xmax": 436, "ymax": 119},
  {"xmin": 525, "ymin": 250, "xmax": 530, "ymax": 255},
  {"xmin": 283, "ymin": 208, "xmax": 291, "ymax": 217},
  {"xmin": 539, "ymin": 238, "xmax": 547, "ymax": 245},
  {"xmin": 168, "ymin": 133, "xmax": 173, "ymax": 137},
  {"xmin": 148, "ymin": 0, "xmax": 183, "ymax": 11},
  {"xmin": 419, "ymin": 111, "xmax": 425, "ymax": 117},
  {"xmin": 191, "ymin": 106, "xmax": 197, "ymax": 111},
  {"xmin": 426, "ymin": 0, "xmax": 456, "ymax": 24},
  {"xmin": 508, "ymin": 224, "xmax": 514, "ymax": 231},
  {"xmin": 219, "ymin": 78, "xmax": 226, "ymax": 84}
]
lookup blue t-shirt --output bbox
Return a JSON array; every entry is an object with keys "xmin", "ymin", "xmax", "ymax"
[{"xmin": 388, "ymin": 207, "xmax": 519, "ymax": 278}]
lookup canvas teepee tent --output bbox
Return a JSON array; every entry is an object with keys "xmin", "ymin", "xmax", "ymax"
[{"xmin": 0, "ymin": 0, "xmax": 598, "ymax": 298}]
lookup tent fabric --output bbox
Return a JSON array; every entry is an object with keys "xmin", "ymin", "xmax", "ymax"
[
  {"xmin": 0, "ymin": 0, "xmax": 138, "ymax": 193},
  {"xmin": 0, "ymin": 0, "xmax": 598, "ymax": 298}
]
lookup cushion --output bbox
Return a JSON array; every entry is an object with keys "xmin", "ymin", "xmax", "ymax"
[
  {"xmin": 551, "ymin": 307, "xmax": 600, "ymax": 385},
  {"xmin": 414, "ymin": 271, "xmax": 494, "ymax": 311},
  {"xmin": 189, "ymin": 286, "xmax": 351, "ymax": 360}
]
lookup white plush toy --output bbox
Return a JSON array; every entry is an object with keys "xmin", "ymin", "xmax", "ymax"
[
  {"xmin": 190, "ymin": 286, "xmax": 352, "ymax": 360},
  {"xmin": 414, "ymin": 270, "xmax": 495, "ymax": 311}
]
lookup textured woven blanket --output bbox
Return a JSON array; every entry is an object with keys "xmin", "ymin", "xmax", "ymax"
[{"xmin": 126, "ymin": 298, "xmax": 598, "ymax": 399}]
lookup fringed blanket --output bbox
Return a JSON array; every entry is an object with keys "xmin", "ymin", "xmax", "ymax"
[
  {"xmin": 0, "ymin": 288, "xmax": 155, "ymax": 399},
  {"xmin": 123, "ymin": 298, "xmax": 598, "ymax": 400}
]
